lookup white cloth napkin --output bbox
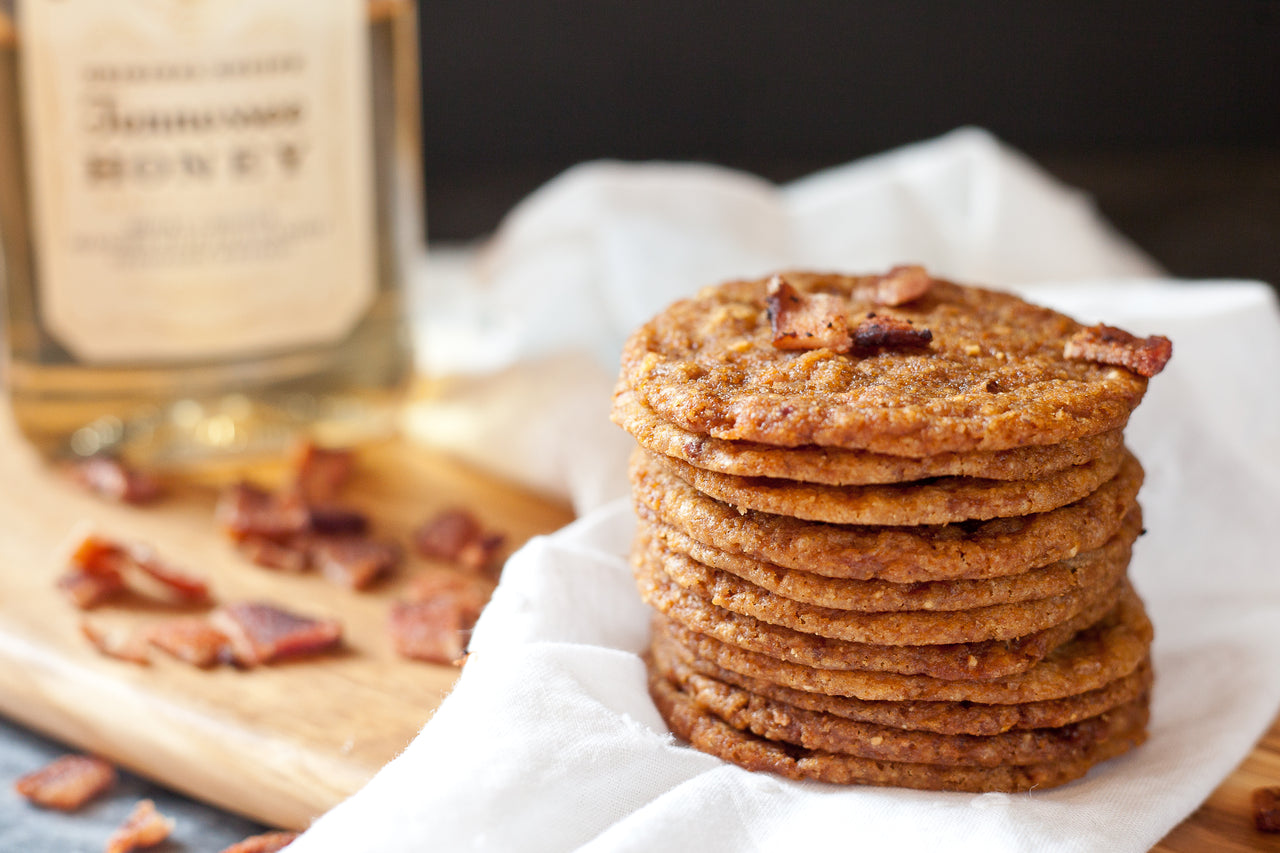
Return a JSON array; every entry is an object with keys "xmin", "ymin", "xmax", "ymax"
[{"xmin": 291, "ymin": 128, "xmax": 1280, "ymax": 853}]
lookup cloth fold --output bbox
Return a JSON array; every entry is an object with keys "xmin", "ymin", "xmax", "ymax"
[{"xmin": 294, "ymin": 128, "xmax": 1280, "ymax": 852}]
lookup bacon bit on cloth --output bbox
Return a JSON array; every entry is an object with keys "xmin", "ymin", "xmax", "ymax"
[
  {"xmin": 765, "ymin": 275, "xmax": 853, "ymax": 353},
  {"xmin": 310, "ymin": 536, "xmax": 401, "ymax": 590},
  {"xmin": 105, "ymin": 799, "xmax": 174, "ymax": 853},
  {"xmin": 390, "ymin": 572, "xmax": 496, "ymax": 665},
  {"xmin": 850, "ymin": 313, "xmax": 933, "ymax": 351},
  {"xmin": 1064, "ymin": 323, "xmax": 1173, "ymax": 378},
  {"xmin": 857, "ymin": 264, "xmax": 934, "ymax": 306},
  {"xmin": 64, "ymin": 455, "xmax": 164, "ymax": 505},
  {"xmin": 211, "ymin": 602, "xmax": 342, "ymax": 667},
  {"xmin": 218, "ymin": 830, "xmax": 301, "ymax": 853},
  {"xmin": 80, "ymin": 621, "xmax": 153, "ymax": 665},
  {"xmin": 146, "ymin": 617, "xmax": 231, "ymax": 668},
  {"xmin": 412, "ymin": 507, "xmax": 507, "ymax": 579},
  {"xmin": 290, "ymin": 441, "xmax": 355, "ymax": 504},
  {"xmin": 13, "ymin": 754, "xmax": 116, "ymax": 811}
]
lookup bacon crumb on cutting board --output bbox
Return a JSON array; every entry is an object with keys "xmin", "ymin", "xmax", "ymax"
[
  {"xmin": 13, "ymin": 754, "xmax": 116, "ymax": 811},
  {"xmin": 218, "ymin": 830, "xmax": 301, "ymax": 853},
  {"xmin": 390, "ymin": 572, "xmax": 496, "ymax": 665},
  {"xmin": 310, "ymin": 536, "xmax": 401, "ymax": 590},
  {"xmin": 64, "ymin": 455, "xmax": 164, "ymax": 505},
  {"xmin": 105, "ymin": 799, "xmax": 174, "ymax": 853},
  {"xmin": 146, "ymin": 617, "xmax": 231, "ymax": 668},
  {"xmin": 211, "ymin": 602, "xmax": 342, "ymax": 667},
  {"xmin": 291, "ymin": 441, "xmax": 355, "ymax": 504},
  {"xmin": 412, "ymin": 507, "xmax": 507, "ymax": 579},
  {"xmin": 59, "ymin": 533, "xmax": 210, "ymax": 609},
  {"xmin": 81, "ymin": 621, "xmax": 153, "ymax": 665},
  {"xmin": 216, "ymin": 483, "xmax": 311, "ymax": 543}
]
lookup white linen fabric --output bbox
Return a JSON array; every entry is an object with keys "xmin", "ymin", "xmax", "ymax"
[{"xmin": 291, "ymin": 128, "xmax": 1280, "ymax": 853}]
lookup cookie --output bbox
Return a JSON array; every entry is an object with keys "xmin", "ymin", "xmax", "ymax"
[
  {"xmin": 630, "ymin": 449, "xmax": 1144, "ymax": 582},
  {"xmin": 650, "ymin": 629, "xmax": 1155, "ymax": 736},
  {"xmin": 657, "ymin": 655, "xmax": 1149, "ymax": 768},
  {"xmin": 653, "ymin": 581, "xmax": 1152, "ymax": 703},
  {"xmin": 621, "ymin": 273, "xmax": 1151, "ymax": 456},
  {"xmin": 638, "ymin": 522, "xmax": 1133, "ymax": 643},
  {"xmin": 642, "ymin": 506, "xmax": 1143, "ymax": 612},
  {"xmin": 634, "ymin": 556, "xmax": 1123, "ymax": 680},
  {"xmin": 644, "ymin": 445, "xmax": 1126, "ymax": 525},
  {"xmin": 649, "ymin": 669, "xmax": 1149, "ymax": 792},
  {"xmin": 612, "ymin": 386, "xmax": 1125, "ymax": 485}
]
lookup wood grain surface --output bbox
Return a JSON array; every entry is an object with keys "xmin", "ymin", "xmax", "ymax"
[
  {"xmin": 0, "ymin": 405, "xmax": 573, "ymax": 830},
  {"xmin": 0, "ymin": 404, "xmax": 1277, "ymax": 848}
]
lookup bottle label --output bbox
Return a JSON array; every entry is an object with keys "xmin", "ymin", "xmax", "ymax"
[{"xmin": 18, "ymin": 0, "xmax": 376, "ymax": 362}]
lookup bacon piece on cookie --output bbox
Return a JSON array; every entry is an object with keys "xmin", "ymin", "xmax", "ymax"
[
  {"xmin": 105, "ymin": 799, "xmax": 174, "ymax": 853},
  {"xmin": 211, "ymin": 602, "xmax": 342, "ymax": 667},
  {"xmin": 859, "ymin": 264, "xmax": 933, "ymax": 306},
  {"xmin": 851, "ymin": 313, "xmax": 933, "ymax": 351},
  {"xmin": 765, "ymin": 275, "xmax": 853, "ymax": 353},
  {"xmin": 1065, "ymin": 324, "xmax": 1172, "ymax": 378},
  {"xmin": 65, "ymin": 456, "xmax": 164, "ymax": 505},
  {"xmin": 219, "ymin": 831, "xmax": 301, "ymax": 853},
  {"xmin": 14, "ymin": 754, "xmax": 116, "ymax": 811}
]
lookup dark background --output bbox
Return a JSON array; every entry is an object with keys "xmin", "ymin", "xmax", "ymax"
[{"xmin": 418, "ymin": 1, "xmax": 1280, "ymax": 286}]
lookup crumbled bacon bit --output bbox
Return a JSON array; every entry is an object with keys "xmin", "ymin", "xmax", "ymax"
[
  {"xmin": 1064, "ymin": 323, "xmax": 1172, "ymax": 378},
  {"xmin": 412, "ymin": 508, "xmax": 506, "ymax": 579},
  {"xmin": 858, "ymin": 264, "xmax": 933, "ymax": 306},
  {"xmin": 1255, "ymin": 786, "xmax": 1280, "ymax": 832},
  {"xmin": 305, "ymin": 505, "xmax": 370, "ymax": 537},
  {"xmin": 851, "ymin": 313, "xmax": 933, "ymax": 351},
  {"xmin": 290, "ymin": 441, "xmax": 355, "ymax": 504},
  {"xmin": 59, "ymin": 533, "xmax": 211, "ymax": 608},
  {"xmin": 14, "ymin": 754, "xmax": 116, "ymax": 811},
  {"xmin": 238, "ymin": 536, "xmax": 310, "ymax": 573},
  {"xmin": 218, "ymin": 831, "xmax": 301, "ymax": 853},
  {"xmin": 81, "ymin": 621, "xmax": 152, "ymax": 665},
  {"xmin": 125, "ymin": 544, "xmax": 211, "ymax": 604},
  {"xmin": 215, "ymin": 483, "xmax": 310, "ymax": 543},
  {"xmin": 147, "ymin": 617, "xmax": 231, "ymax": 668},
  {"xmin": 58, "ymin": 569, "xmax": 128, "ymax": 610},
  {"xmin": 105, "ymin": 799, "xmax": 174, "ymax": 853},
  {"xmin": 310, "ymin": 536, "xmax": 401, "ymax": 590},
  {"xmin": 391, "ymin": 572, "xmax": 496, "ymax": 665},
  {"xmin": 765, "ymin": 275, "xmax": 853, "ymax": 353},
  {"xmin": 211, "ymin": 602, "xmax": 342, "ymax": 667},
  {"xmin": 65, "ymin": 456, "xmax": 164, "ymax": 505}
]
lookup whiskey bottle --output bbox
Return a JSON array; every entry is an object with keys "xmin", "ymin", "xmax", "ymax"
[{"xmin": 0, "ymin": 0, "xmax": 421, "ymax": 467}]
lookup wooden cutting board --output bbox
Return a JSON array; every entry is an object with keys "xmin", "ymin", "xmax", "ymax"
[
  {"xmin": 0, "ymin": 403, "xmax": 1277, "ymax": 848},
  {"xmin": 0, "ymin": 402, "xmax": 573, "ymax": 831}
]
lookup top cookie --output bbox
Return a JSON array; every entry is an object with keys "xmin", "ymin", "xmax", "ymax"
[{"xmin": 620, "ymin": 272, "xmax": 1153, "ymax": 455}]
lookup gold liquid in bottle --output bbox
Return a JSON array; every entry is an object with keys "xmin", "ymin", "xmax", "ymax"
[{"xmin": 0, "ymin": 0, "xmax": 422, "ymax": 469}]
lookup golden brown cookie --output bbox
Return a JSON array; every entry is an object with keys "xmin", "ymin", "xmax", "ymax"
[
  {"xmin": 634, "ymin": 555, "xmax": 1123, "ymax": 680},
  {"xmin": 613, "ymin": 386, "xmax": 1126, "ymax": 485},
  {"xmin": 644, "ymin": 445, "xmax": 1126, "ymax": 525},
  {"xmin": 620, "ymin": 273, "xmax": 1151, "ymax": 456},
  {"xmin": 649, "ymin": 669, "xmax": 1149, "ymax": 792},
  {"xmin": 630, "ymin": 449, "xmax": 1144, "ymax": 582},
  {"xmin": 642, "ymin": 507, "xmax": 1143, "ymax": 612},
  {"xmin": 639, "ymin": 523, "xmax": 1133, "ymax": 643},
  {"xmin": 652, "ymin": 582, "xmax": 1152, "ymax": 703},
  {"xmin": 650, "ymin": 629, "xmax": 1155, "ymax": 736},
  {"xmin": 659, "ymin": 657, "xmax": 1148, "ymax": 767}
]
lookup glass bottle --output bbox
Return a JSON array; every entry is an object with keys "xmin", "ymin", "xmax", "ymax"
[{"xmin": 0, "ymin": 0, "xmax": 422, "ymax": 467}]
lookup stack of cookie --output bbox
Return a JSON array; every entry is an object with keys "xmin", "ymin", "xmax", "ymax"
[{"xmin": 612, "ymin": 268, "xmax": 1171, "ymax": 792}]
